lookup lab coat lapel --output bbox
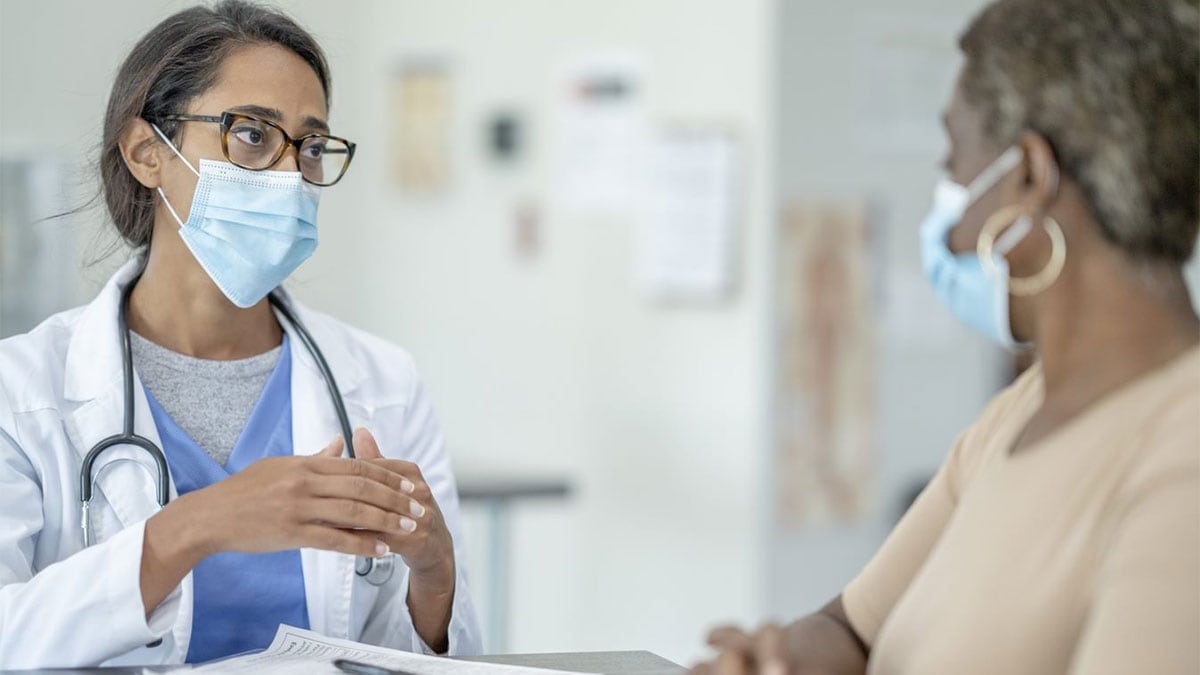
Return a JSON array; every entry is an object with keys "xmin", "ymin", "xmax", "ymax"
[
  {"xmin": 274, "ymin": 292, "xmax": 368, "ymax": 639},
  {"xmin": 62, "ymin": 258, "xmax": 175, "ymax": 537},
  {"xmin": 61, "ymin": 259, "xmax": 195, "ymax": 661}
]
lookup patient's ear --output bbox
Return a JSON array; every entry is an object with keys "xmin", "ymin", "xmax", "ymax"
[{"xmin": 118, "ymin": 118, "xmax": 165, "ymax": 189}]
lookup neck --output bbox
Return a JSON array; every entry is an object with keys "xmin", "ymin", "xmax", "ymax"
[
  {"xmin": 126, "ymin": 234, "xmax": 282, "ymax": 360},
  {"xmin": 1032, "ymin": 249, "xmax": 1199, "ymax": 401}
]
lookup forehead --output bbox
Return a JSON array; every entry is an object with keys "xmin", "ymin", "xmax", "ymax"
[
  {"xmin": 190, "ymin": 42, "xmax": 328, "ymax": 128},
  {"xmin": 945, "ymin": 79, "xmax": 977, "ymax": 133}
]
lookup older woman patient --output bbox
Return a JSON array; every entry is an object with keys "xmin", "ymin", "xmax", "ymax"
[{"xmin": 697, "ymin": 0, "xmax": 1199, "ymax": 673}]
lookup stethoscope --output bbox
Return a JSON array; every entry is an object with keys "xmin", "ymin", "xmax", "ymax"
[{"xmin": 79, "ymin": 275, "xmax": 395, "ymax": 586}]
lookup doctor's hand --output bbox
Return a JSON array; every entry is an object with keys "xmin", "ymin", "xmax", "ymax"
[
  {"xmin": 344, "ymin": 427, "xmax": 457, "ymax": 654},
  {"xmin": 342, "ymin": 428, "xmax": 455, "ymax": 589},
  {"xmin": 169, "ymin": 435, "xmax": 422, "ymax": 559},
  {"xmin": 139, "ymin": 435, "xmax": 417, "ymax": 618}
]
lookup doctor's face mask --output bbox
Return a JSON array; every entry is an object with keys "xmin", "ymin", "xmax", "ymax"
[{"xmin": 151, "ymin": 123, "xmax": 320, "ymax": 309}]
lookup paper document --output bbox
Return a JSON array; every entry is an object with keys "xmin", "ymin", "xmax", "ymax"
[
  {"xmin": 193, "ymin": 624, "xmax": 592, "ymax": 675},
  {"xmin": 635, "ymin": 129, "xmax": 739, "ymax": 300}
]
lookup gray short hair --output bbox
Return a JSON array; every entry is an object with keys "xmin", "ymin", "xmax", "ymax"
[{"xmin": 959, "ymin": 0, "xmax": 1199, "ymax": 264}]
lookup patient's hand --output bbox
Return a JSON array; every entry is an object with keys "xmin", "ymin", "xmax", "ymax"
[
  {"xmin": 693, "ymin": 623, "xmax": 790, "ymax": 675},
  {"xmin": 692, "ymin": 598, "xmax": 868, "ymax": 675}
]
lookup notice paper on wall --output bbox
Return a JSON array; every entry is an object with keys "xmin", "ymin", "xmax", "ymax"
[
  {"xmin": 635, "ymin": 129, "xmax": 740, "ymax": 302},
  {"xmin": 193, "ymin": 624, "xmax": 593, "ymax": 675},
  {"xmin": 554, "ymin": 52, "xmax": 649, "ymax": 218}
]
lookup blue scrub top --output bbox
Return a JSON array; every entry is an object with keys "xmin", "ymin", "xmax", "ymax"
[{"xmin": 143, "ymin": 335, "xmax": 310, "ymax": 663}]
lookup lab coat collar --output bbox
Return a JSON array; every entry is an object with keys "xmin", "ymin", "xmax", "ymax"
[
  {"xmin": 269, "ymin": 286, "xmax": 368, "ymax": 399},
  {"xmin": 60, "ymin": 257, "xmax": 172, "ymax": 538},
  {"xmin": 63, "ymin": 258, "xmax": 141, "ymax": 403},
  {"xmin": 63, "ymin": 258, "xmax": 369, "ymax": 402}
]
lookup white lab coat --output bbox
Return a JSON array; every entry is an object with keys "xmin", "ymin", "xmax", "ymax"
[{"xmin": 0, "ymin": 259, "xmax": 482, "ymax": 668}]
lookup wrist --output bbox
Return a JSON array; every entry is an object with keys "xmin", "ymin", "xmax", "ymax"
[
  {"xmin": 150, "ymin": 492, "xmax": 220, "ymax": 563},
  {"xmin": 409, "ymin": 557, "xmax": 456, "ymax": 597}
]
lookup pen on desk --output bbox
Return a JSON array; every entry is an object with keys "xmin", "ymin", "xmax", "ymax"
[{"xmin": 334, "ymin": 657, "xmax": 421, "ymax": 675}]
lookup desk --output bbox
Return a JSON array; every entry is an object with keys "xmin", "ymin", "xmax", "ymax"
[
  {"xmin": 462, "ymin": 651, "xmax": 685, "ymax": 675},
  {"xmin": 1, "ymin": 649, "xmax": 685, "ymax": 675}
]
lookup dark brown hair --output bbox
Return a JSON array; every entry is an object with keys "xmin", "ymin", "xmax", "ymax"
[
  {"xmin": 959, "ymin": 0, "xmax": 1199, "ymax": 263},
  {"xmin": 100, "ymin": 0, "xmax": 330, "ymax": 249}
]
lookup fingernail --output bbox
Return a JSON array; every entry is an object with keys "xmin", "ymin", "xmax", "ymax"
[
  {"xmin": 399, "ymin": 517, "xmax": 417, "ymax": 533},
  {"xmin": 762, "ymin": 660, "xmax": 787, "ymax": 675},
  {"xmin": 375, "ymin": 541, "xmax": 390, "ymax": 557},
  {"xmin": 400, "ymin": 479, "xmax": 415, "ymax": 494},
  {"xmin": 409, "ymin": 500, "xmax": 426, "ymax": 518}
]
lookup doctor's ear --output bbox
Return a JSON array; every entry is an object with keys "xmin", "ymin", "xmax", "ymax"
[
  {"xmin": 117, "ymin": 118, "xmax": 166, "ymax": 190},
  {"xmin": 1016, "ymin": 131, "xmax": 1060, "ymax": 213}
]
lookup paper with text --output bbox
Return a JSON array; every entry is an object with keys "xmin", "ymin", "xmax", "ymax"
[{"xmin": 193, "ymin": 624, "xmax": 591, "ymax": 675}]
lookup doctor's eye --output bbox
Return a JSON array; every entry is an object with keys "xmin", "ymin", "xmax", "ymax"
[
  {"xmin": 301, "ymin": 140, "xmax": 327, "ymax": 160},
  {"xmin": 231, "ymin": 123, "xmax": 268, "ymax": 146}
]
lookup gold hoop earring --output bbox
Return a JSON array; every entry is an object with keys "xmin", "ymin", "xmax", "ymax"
[{"xmin": 977, "ymin": 205, "xmax": 1066, "ymax": 297}]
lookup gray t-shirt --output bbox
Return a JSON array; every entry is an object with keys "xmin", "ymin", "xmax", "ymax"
[{"xmin": 131, "ymin": 332, "xmax": 283, "ymax": 466}]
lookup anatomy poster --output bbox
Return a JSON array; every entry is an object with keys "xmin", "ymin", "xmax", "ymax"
[{"xmin": 776, "ymin": 201, "xmax": 877, "ymax": 525}]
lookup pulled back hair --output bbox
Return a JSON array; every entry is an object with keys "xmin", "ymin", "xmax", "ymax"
[
  {"xmin": 959, "ymin": 0, "xmax": 1199, "ymax": 264},
  {"xmin": 100, "ymin": 0, "xmax": 330, "ymax": 249}
]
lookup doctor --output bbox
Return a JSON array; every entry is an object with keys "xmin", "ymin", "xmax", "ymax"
[{"xmin": 0, "ymin": 1, "xmax": 480, "ymax": 668}]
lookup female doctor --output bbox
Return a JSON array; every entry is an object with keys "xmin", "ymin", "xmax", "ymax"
[{"xmin": 0, "ymin": 1, "xmax": 480, "ymax": 668}]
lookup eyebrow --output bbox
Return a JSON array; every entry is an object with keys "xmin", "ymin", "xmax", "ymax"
[{"xmin": 227, "ymin": 104, "xmax": 330, "ymax": 133}]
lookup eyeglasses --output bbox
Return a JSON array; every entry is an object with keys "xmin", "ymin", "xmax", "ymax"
[{"xmin": 158, "ymin": 111, "xmax": 357, "ymax": 186}]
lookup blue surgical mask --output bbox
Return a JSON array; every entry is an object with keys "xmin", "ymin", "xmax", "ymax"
[
  {"xmin": 920, "ymin": 146, "xmax": 1032, "ymax": 350},
  {"xmin": 151, "ymin": 124, "xmax": 320, "ymax": 308}
]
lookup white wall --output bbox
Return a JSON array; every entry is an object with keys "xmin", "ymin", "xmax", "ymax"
[
  {"xmin": 292, "ymin": 1, "xmax": 776, "ymax": 660},
  {"xmin": 1, "ymin": 0, "xmax": 775, "ymax": 662},
  {"xmin": 767, "ymin": 0, "xmax": 1000, "ymax": 616}
]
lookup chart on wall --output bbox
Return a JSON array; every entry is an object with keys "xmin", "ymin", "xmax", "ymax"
[
  {"xmin": 390, "ymin": 59, "xmax": 453, "ymax": 193},
  {"xmin": 776, "ymin": 201, "xmax": 878, "ymax": 526}
]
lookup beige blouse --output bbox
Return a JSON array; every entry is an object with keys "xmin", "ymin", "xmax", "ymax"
[{"xmin": 843, "ymin": 346, "xmax": 1199, "ymax": 674}]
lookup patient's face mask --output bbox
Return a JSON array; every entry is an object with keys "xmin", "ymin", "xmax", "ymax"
[
  {"xmin": 919, "ymin": 146, "xmax": 1031, "ymax": 350},
  {"xmin": 152, "ymin": 124, "xmax": 320, "ymax": 308}
]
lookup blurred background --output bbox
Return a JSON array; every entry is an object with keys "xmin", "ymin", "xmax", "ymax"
[{"xmin": 2, "ymin": 0, "xmax": 1197, "ymax": 665}]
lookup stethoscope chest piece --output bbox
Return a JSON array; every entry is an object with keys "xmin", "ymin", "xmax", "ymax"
[{"xmin": 355, "ymin": 553, "xmax": 396, "ymax": 586}]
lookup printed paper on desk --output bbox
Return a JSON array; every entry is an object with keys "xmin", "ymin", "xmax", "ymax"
[{"xmin": 193, "ymin": 624, "xmax": 594, "ymax": 675}]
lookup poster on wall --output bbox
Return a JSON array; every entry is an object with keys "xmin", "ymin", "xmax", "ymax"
[
  {"xmin": 634, "ymin": 128, "xmax": 740, "ymax": 302},
  {"xmin": 776, "ymin": 201, "xmax": 877, "ymax": 526},
  {"xmin": 553, "ymin": 52, "xmax": 649, "ymax": 218},
  {"xmin": 390, "ymin": 59, "xmax": 452, "ymax": 193}
]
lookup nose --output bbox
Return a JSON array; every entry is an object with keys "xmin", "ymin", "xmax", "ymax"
[{"xmin": 273, "ymin": 143, "xmax": 301, "ymax": 173}]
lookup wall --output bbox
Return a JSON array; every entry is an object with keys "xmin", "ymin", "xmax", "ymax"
[
  {"xmin": 293, "ymin": 0, "xmax": 776, "ymax": 659},
  {"xmin": 1, "ymin": 0, "xmax": 775, "ymax": 662},
  {"xmin": 767, "ymin": 0, "xmax": 1003, "ymax": 616}
]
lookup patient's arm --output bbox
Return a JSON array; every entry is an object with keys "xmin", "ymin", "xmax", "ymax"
[{"xmin": 693, "ymin": 595, "xmax": 867, "ymax": 675}]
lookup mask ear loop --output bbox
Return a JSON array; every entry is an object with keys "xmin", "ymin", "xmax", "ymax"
[
  {"xmin": 149, "ymin": 123, "xmax": 200, "ymax": 227},
  {"xmin": 977, "ymin": 155, "xmax": 1066, "ymax": 297}
]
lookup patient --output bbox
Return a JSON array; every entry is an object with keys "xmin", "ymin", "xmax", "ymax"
[{"xmin": 695, "ymin": 0, "xmax": 1199, "ymax": 673}]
